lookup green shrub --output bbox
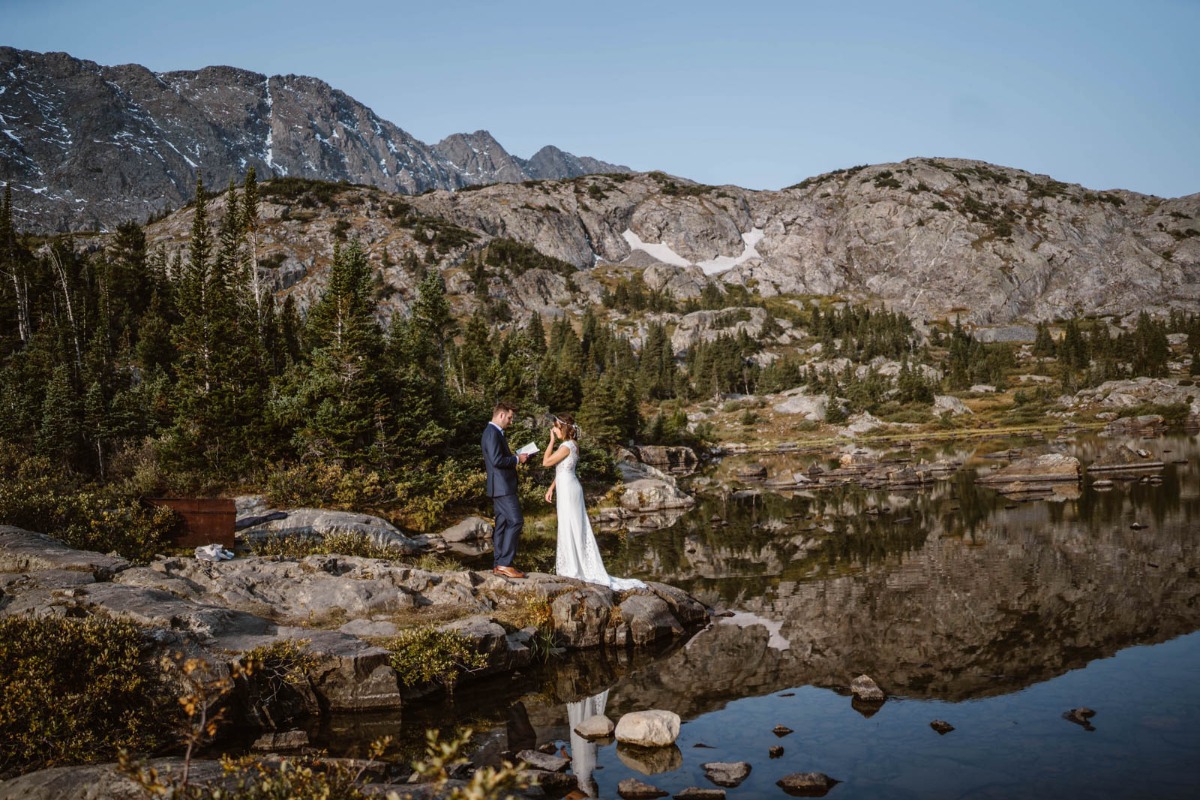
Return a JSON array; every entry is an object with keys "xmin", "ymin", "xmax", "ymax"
[
  {"xmin": 383, "ymin": 627, "xmax": 488, "ymax": 694},
  {"xmin": 265, "ymin": 461, "xmax": 392, "ymax": 511},
  {"xmin": 1116, "ymin": 402, "xmax": 1192, "ymax": 427},
  {"xmin": 125, "ymin": 729, "xmax": 527, "ymax": 800},
  {"xmin": 124, "ymin": 751, "xmax": 376, "ymax": 800},
  {"xmin": 249, "ymin": 532, "xmax": 406, "ymax": 560},
  {"xmin": 0, "ymin": 444, "xmax": 174, "ymax": 563},
  {"xmin": 0, "ymin": 615, "xmax": 176, "ymax": 776},
  {"xmin": 395, "ymin": 457, "xmax": 486, "ymax": 532},
  {"xmin": 235, "ymin": 640, "xmax": 320, "ymax": 730}
]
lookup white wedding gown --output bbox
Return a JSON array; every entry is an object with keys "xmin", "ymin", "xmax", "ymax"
[{"xmin": 555, "ymin": 440, "xmax": 646, "ymax": 591}]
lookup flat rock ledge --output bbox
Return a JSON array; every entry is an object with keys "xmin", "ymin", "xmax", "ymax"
[
  {"xmin": 0, "ymin": 525, "xmax": 709, "ymax": 723},
  {"xmin": 0, "ymin": 757, "xmax": 550, "ymax": 800}
]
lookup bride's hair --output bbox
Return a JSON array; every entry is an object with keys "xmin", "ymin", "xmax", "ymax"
[{"xmin": 554, "ymin": 413, "xmax": 580, "ymax": 441}]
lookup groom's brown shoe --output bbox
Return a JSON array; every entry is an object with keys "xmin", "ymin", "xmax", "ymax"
[{"xmin": 493, "ymin": 565, "xmax": 527, "ymax": 579}]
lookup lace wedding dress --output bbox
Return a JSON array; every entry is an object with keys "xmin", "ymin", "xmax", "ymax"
[{"xmin": 555, "ymin": 440, "xmax": 646, "ymax": 591}]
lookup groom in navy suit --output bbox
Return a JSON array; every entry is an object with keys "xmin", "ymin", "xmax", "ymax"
[{"xmin": 483, "ymin": 401, "xmax": 530, "ymax": 578}]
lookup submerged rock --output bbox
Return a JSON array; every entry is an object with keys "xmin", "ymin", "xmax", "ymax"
[
  {"xmin": 618, "ymin": 778, "xmax": 670, "ymax": 799},
  {"xmin": 978, "ymin": 453, "xmax": 1081, "ymax": 485},
  {"xmin": 702, "ymin": 761, "xmax": 751, "ymax": 788},
  {"xmin": 674, "ymin": 789, "xmax": 726, "ymax": 800},
  {"xmin": 930, "ymin": 720, "xmax": 955, "ymax": 735},
  {"xmin": 1063, "ymin": 707, "xmax": 1097, "ymax": 731},
  {"xmin": 516, "ymin": 749, "xmax": 570, "ymax": 772},
  {"xmin": 777, "ymin": 772, "xmax": 840, "ymax": 797}
]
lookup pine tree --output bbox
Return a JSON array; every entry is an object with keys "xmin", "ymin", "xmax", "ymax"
[
  {"xmin": 281, "ymin": 240, "xmax": 392, "ymax": 464},
  {"xmin": 37, "ymin": 364, "xmax": 82, "ymax": 470},
  {"xmin": 166, "ymin": 179, "xmax": 266, "ymax": 476},
  {"xmin": 1032, "ymin": 322, "xmax": 1057, "ymax": 358}
]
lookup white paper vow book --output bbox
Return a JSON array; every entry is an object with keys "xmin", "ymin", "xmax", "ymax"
[{"xmin": 516, "ymin": 442, "xmax": 539, "ymax": 456}]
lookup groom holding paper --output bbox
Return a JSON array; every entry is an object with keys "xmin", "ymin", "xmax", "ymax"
[{"xmin": 482, "ymin": 401, "xmax": 535, "ymax": 579}]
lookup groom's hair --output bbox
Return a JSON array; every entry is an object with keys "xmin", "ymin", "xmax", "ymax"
[{"xmin": 493, "ymin": 401, "xmax": 517, "ymax": 414}]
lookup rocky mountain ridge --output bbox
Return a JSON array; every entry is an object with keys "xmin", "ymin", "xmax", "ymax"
[
  {"xmin": 0, "ymin": 47, "xmax": 630, "ymax": 232},
  {"xmin": 141, "ymin": 159, "xmax": 1200, "ymax": 325}
]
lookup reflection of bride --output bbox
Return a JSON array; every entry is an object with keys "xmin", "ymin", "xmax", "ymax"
[
  {"xmin": 566, "ymin": 689, "xmax": 610, "ymax": 798},
  {"xmin": 543, "ymin": 414, "xmax": 646, "ymax": 591}
]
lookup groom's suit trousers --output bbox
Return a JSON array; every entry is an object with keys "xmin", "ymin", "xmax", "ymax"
[{"xmin": 491, "ymin": 493, "xmax": 523, "ymax": 568}]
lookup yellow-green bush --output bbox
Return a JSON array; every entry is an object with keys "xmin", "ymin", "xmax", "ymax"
[
  {"xmin": 0, "ymin": 443, "xmax": 175, "ymax": 563},
  {"xmin": 249, "ymin": 531, "xmax": 405, "ymax": 560},
  {"xmin": 395, "ymin": 458, "xmax": 485, "ymax": 532},
  {"xmin": 265, "ymin": 460, "xmax": 390, "ymax": 510},
  {"xmin": 383, "ymin": 627, "xmax": 487, "ymax": 694},
  {"xmin": 0, "ymin": 614, "xmax": 176, "ymax": 776}
]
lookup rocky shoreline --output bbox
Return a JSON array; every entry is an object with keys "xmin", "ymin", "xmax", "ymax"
[{"xmin": 0, "ymin": 524, "xmax": 709, "ymax": 799}]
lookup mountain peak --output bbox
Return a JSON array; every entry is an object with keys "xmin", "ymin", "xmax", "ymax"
[{"xmin": 0, "ymin": 48, "xmax": 630, "ymax": 231}]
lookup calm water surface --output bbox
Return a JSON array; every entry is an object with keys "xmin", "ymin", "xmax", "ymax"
[{"xmin": 338, "ymin": 431, "xmax": 1200, "ymax": 799}]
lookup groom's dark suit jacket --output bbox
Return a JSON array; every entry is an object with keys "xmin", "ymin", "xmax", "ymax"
[{"xmin": 482, "ymin": 423, "xmax": 519, "ymax": 497}]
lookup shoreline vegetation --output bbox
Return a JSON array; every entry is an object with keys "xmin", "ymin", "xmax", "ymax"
[{"xmin": 2, "ymin": 175, "xmax": 1199, "ymax": 798}]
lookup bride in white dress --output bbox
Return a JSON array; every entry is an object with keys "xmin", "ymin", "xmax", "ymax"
[{"xmin": 543, "ymin": 414, "xmax": 646, "ymax": 591}]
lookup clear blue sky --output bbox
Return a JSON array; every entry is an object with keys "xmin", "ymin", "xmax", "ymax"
[{"xmin": 5, "ymin": 0, "xmax": 1198, "ymax": 197}]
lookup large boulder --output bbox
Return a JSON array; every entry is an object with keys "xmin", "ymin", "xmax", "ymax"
[
  {"xmin": 550, "ymin": 586, "xmax": 616, "ymax": 648},
  {"xmin": 0, "ymin": 759, "xmax": 226, "ymax": 800},
  {"xmin": 933, "ymin": 395, "xmax": 973, "ymax": 416},
  {"xmin": 617, "ymin": 593, "xmax": 685, "ymax": 646},
  {"xmin": 772, "ymin": 389, "xmax": 827, "ymax": 420},
  {"xmin": 0, "ymin": 526, "xmax": 130, "ymax": 579},
  {"xmin": 615, "ymin": 456, "xmax": 695, "ymax": 513},
  {"xmin": 615, "ymin": 710, "xmax": 682, "ymax": 747},
  {"xmin": 978, "ymin": 453, "xmax": 1081, "ymax": 484},
  {"xmin": 237, "ymin": 508, "xmax": 424, "ymax": 555},
  {"xmin": 633, "ymin": 445, "xmax": 699, "ymax": 476},
  {"xmin": 619, "ymin": 479, "xmax": 695, "ymax": 513},
  {"xmin": 440, "ymin": 516, "xmax": 493, "ymax": 543}
]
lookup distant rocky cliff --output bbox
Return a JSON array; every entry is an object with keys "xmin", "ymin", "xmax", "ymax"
[
  {"xmin": 6, "ymin": 48, "xmax": 1198, "ymax": 323},
  {"xmin": 141, "ymin": 161, "xmax": 1196, "ymax": 324},
  {"xmin": 408, "ymin": 161, "xmax": 1199, "ymax": 323},
  {"xmin": 0, "ymin": 47, "xmax": 629, "ymax": 232}
]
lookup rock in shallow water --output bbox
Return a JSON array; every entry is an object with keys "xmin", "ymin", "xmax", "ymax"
[
  {"xmin": 574, "ymin": 713, "xmax": 616, "ymax": 739},
  {"xmin": 850, "ymin": 674, "xmax": 886, "ymax": 702},
  {"xmin": 777, "ymin": 772, "xmax": 840, "ymax": 797},
  {"xmin": 516, "ymin": 749, "xmax": 570, "ymax": 772},
  {"xmin": 615, "ymin": 710, "xmax": 681, "ymax": 747},
  {"xmin": 618, "ymin": 778, "xmax": 669, "ymax": 799},
  {"xmin": 674, "ymin": 789, "xmax": 726, "ymax": 800},
  {"xmin": 702, "ymin": 761, "xmax": 751, "ymax": 787}
]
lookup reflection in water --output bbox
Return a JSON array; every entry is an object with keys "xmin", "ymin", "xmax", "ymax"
[
  {"xmin": 566, "ymin": 690, "xmax": 608, "ymax": 797},
  {"xmin": 602, "ymin": 433, "xmax": 1200, "ymax": 702},
  {"xmin": 388, "ymin": 432, "xmax": 1200, "ymax": 798}
]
